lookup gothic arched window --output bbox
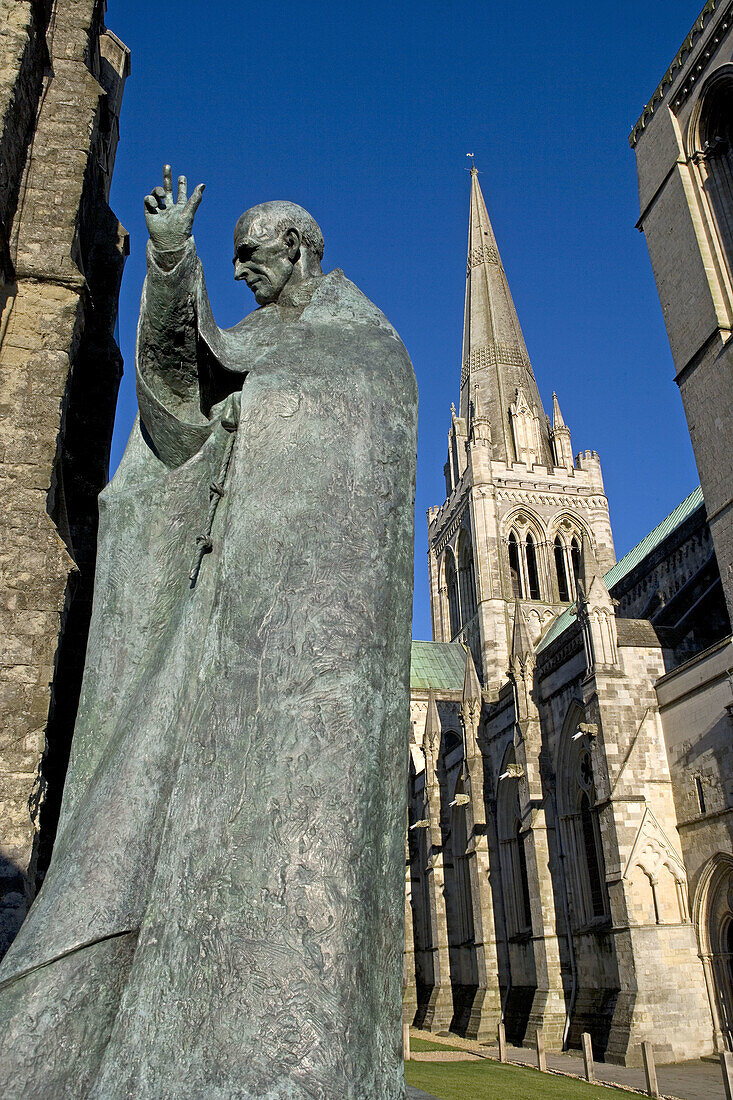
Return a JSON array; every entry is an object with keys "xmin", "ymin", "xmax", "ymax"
[
  {"xmin": 580, "ymin": 790, "xmax": 606, "ymax": 919},
  {"xmin": 571, "ymin": 536, "xmax": 581, "ymax": 587},
  {"xmin": 573, "ymin": 750, "xmax": 608, "ymax": 922},
  {"xmin": 525, "ymin": 533, "xmax": 541, "ymax": 600},
  {"xmin": 515, "ymin": 818, "xmax": 533, "ymax": 930},
  {"xmin": 508, "ymin": 532, "xmax": 523, "ymax": 599},
  {"xmin": 558, "ymin": 713, "xmax": 610, "ymax": 929},
  {"xmin": 555, "ymin": 535, "xmax": 570, "ymax": 602},
  {"xmin": 458, "ymin": 533, "xmax": 478, "ymax": 624},
  {"xmin": 700, "ymin": 77, "xmax": 733, "ymax": 269},
  {"xmin": 445, "ymin": 552, "xmax": 461, "ymax": 639}
]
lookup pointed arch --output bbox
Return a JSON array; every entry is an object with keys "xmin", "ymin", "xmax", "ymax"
[
  {"xmin": 690, "ymin": 66, "xmax": 733, "ymax": 274},
  {"xmin": 548, "ymin": 514, "xmax": 590, "ymax": 602},
  {"xmin": 502, "ymin": 509, "xmax": 547, "ymax": 602},
  {"xmin": 508, "ymin": 531, "xmax": 522, "ymax": 599},
  {"xmin": 693, "ymin": 853, "xmax": 733, "ymax": 1049}
]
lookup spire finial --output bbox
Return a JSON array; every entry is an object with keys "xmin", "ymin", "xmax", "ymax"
[{"xmin": 466, "ymin": 152, "xmax": 476, "ymax": 173}]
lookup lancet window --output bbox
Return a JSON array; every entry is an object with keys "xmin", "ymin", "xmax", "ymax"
[
  {"xmin": 497, "ymin": 756, "xmax": 533, "ymax": 936},
  {"xmin": 506, "ymin": 523, "xmax": 545, "ymax": 601},
  {"xmin": 558, "ymin": 709, "xmax": 610, "ymax": 930},
  {"xmin": 525, "ymin": 533, "xmax": 541, "ymax": 600},
  {"xmin": 508, "ymin": 532, "xmax": 522, "ymax": 599},
  {"xmin": 571, "ymin": 748, "xmax": 608, "ymax": 922},
  {"xmin": 451, "ymin": 792, "xmax": 475, "ymax": 947},
  {"xmin": 553, "ymin": 528, "xmax": 582, "ymax": 603},
  {"xmin": 445, "ymin": 551, "xmax": 461, "ymax": 639},
  {"xmin": 457, "ymin": 533, "xmax": 478, "ymax": 624}
]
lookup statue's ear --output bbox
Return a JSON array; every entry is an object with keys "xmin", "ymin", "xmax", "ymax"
[{"xmin": 283, "ymin": 227, "xmax": 301, "ymax": 260}]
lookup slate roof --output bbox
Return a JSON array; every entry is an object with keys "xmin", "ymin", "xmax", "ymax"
[
  {"xmin": 536, "ymin": 485, "xmax": 704, "ymax": 655},
  {"xmin": 410, "ymin": 640, "xmax": 466, "ymax": 692}
]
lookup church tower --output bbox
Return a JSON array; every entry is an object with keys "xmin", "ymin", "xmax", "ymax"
[{"xmin": 427, "ymin": 168, "xmax": 615, "ymax": 689}]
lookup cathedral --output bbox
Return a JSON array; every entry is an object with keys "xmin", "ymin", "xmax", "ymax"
[
  {"xmin": 404, "ymin": 150, "xmax": 732, "ymax": 1065},
  {"xmin": 0, "ymin": 0, "xmax": 732, "ymax": 1076}
]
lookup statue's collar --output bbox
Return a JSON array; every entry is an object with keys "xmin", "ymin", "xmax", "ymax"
[{"xmin": 275, "ymin": 273, "xmax": 326, "ymax": 319}]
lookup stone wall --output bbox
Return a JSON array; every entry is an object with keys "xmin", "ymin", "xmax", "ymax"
[
  {"xmin": 0, "ymin": 0, "xmax": 129, "ymax": 957},
  {"xmin": 631, "ymin": 1, "xmax": 733, "ymax": 626}
]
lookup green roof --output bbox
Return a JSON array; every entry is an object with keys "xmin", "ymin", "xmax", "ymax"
[
  {"xmin": 536, "ymin": 485, "xmax": 704, "ymax": 655},
  {"xmin": 410, "ymin": 640, "xmax": 466, "ymax": 692}
]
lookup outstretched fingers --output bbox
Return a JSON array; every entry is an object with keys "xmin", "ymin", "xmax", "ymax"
[
  {"xmin": 177, "ymin": 175, "xmax": 188, "ymax": 204},
  {"xmin": 163, "ymin": 164, "xmax": 174, "ymax": 201},
  {"xmin": 186, "ymin": 183, "xmax": 205, "ymax": 218},
  {"xmin": 143, "ymin": 194, "xmax": 159, "ymax": 214}
]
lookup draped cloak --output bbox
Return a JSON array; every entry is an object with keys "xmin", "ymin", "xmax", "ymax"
[{"xmin": 0, "ymin": 239, "xmax": 417, "ymax": 1100}]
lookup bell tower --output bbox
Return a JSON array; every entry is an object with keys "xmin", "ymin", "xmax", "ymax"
[{"xmin": 427, "ymin": 168, "xmax": 615, "ymax": 691}]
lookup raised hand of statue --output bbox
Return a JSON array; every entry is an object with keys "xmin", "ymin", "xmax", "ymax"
[{"xmin": 144, "ymin": 164, "xmax": 205, "ymax": 253}]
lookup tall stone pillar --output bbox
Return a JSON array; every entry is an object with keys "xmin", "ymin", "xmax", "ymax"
[
  {"xmin": 418, "ymin": 692, "xmax": 455, "ymax": 1032},
  {"xmin": 509, "ymin": 607, "xmax": 565, "ymax": 1049},
  {"xmin": 460, "ymin": 649, "xmax": 503, "ymax": 1040},
  {"xmin": 0, "ymin": 0, "xmax": 129, "ymax": 957}
]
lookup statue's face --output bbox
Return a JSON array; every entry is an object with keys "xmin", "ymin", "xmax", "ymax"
[{"xmin": 233, "ymin": 215, "xmax": 299, "ymax": 305}]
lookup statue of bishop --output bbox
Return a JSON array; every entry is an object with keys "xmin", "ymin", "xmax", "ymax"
[{"xmin": 0, "ymin": 167, "xmax": 417, "ymax": 1100}]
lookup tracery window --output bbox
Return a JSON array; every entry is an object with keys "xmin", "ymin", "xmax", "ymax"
[{"xmin": 507, "ymin": 525, "xmax": 544, "ymax": 601}]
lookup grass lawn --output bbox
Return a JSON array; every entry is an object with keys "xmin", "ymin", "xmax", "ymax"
[
  {"xmin": 410, "ymin": 1038, "xmax": 464, "ymax": 1053},
  {"xmin": 405, "ymin": 1058, "xmax": 637, "ymax": 1099}
]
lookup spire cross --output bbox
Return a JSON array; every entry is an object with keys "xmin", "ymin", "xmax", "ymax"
[{"xmin": 466, "ymin": 152, "xmax": 476, "ymax": 172}]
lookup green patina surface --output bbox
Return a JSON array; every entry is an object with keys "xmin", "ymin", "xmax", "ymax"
[{"xmin": 410, "ymin": 640, "xmax": 466, "ymax": 692}]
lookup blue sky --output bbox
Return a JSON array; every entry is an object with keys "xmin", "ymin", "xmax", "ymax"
[{"xmin": 106, "ymin": 0, "xmax": 704, "ymax": 641}]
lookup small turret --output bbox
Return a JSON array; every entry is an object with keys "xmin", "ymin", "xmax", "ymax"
[{"xmin": 550, "ymin": 392, "xmax": 574, "ymax": 470}]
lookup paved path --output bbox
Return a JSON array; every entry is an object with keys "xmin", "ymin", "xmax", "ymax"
[{"xmin": 410, "ymin": 1028, "xmax": 728, "ymax": 1100}]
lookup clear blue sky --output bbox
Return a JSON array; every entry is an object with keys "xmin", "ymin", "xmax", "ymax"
[{"xmin": 106, "ymin": 0, "xmax": 704, "ymax": 641}]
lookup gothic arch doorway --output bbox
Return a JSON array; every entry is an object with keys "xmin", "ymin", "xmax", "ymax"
[{"xmin": 695, "ymin": 854, "xmax": 733, "ymax": 1050}]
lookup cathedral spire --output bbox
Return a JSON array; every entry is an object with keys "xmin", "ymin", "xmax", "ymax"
[{"xmin": 460, "ymin": 167, "xmax": 551, "ymax": 466}]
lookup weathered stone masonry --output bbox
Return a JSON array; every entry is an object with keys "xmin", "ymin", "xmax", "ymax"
[{"xmin": 0, "ymin": 0, "xmax": 129, "ymax": 957}]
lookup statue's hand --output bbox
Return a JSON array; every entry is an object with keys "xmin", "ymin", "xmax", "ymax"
[{"xmin": 144, "ymin": 165, "xmax": 204, "ymax": 253}]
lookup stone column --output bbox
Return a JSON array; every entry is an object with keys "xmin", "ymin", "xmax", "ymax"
[{"xmin": 460, "ymin": 650, "xmax": 503, "ymax": 1040}]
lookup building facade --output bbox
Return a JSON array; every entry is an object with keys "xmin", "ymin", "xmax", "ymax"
[
  {"xmin": 630, "ymin": 0, "xmax": 733, "ymax": 1054},
  {"xmin": 630, "ymin": 0, "xmax": 733, "ymax": 626},
  {"xmin": 405, "ymin": 164, "xmax": 727, "ymax": 1064},
  {"xmin": 0, "ymin": 0, "xmax": 129, "ymax": 956}
]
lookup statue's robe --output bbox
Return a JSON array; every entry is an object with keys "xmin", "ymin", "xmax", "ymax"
[{"xmin": 0, "ymin": 240, "xmax": 417, "ymax": 1100}]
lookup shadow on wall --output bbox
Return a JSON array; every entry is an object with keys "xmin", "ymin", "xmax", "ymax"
[{"xmin": 0, "ymin": 852, "xmax": 32, "ymax": 960}]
